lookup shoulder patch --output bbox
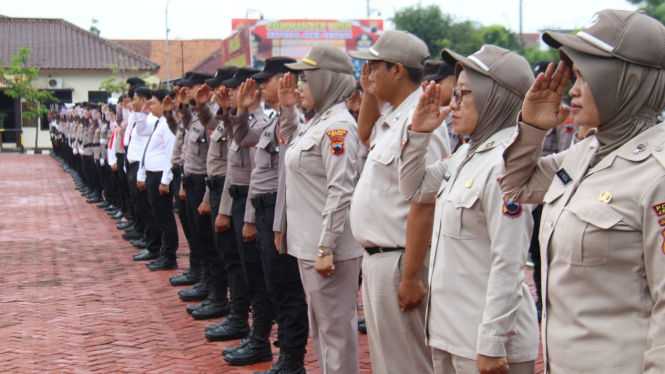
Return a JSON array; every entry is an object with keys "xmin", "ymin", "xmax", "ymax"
[
  {"xmin": 502, "ymin": 196, "xmax": 523, "ymax": 218},
  {"xmin": 327, "ymin": 129, "xmax": 348, "ymax": 156},
  {"xmin": 661, "ymin": 228, "xmax": 665, "ymax": 255},
  {"xmin": 653, "ymin": 202, "xmax": 665, "ymax": 217}
]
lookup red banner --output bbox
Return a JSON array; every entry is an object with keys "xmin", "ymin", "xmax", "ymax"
[
  {"xmin": 231, "ymin": 19, "xmax": 383, "ymax": 69},
  {"xmin": 221, "ymin": 24, "xmax": 251, "ymax": 68}
]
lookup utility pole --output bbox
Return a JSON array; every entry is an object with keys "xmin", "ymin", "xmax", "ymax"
[
  {"xmin": 367, "ymin": 0, "xmax": 370, "ymax": 18},
  {"xmin": 519, "ymin": 0, "xmax": 524, "ymax": 48},
  {"xmin": 165, "ymin": 0, "xmax": 172, "ymax": 89}
]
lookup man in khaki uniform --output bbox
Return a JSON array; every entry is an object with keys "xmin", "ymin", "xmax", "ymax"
[
  {"xmin": 500, "ymin": 10, "xmax": 665, "ymax": 373},
  {"xmin": 347, "ymin": 31, "xmax": 449, "ymax": 374}
]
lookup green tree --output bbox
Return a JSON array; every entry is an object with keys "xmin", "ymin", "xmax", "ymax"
[
  {"xmin": 441, "ymin": 20, "xmax": 484, "ymax": 57},
  {"xmin": 521, "ymin": 45, "xmax": 560, "ymax": 69},
  {"xmin": 390, "ymin": 3, "xmax": 454, "ymax": 58},
  {"xmin": 626, "ymin": 0, "xmax": 665, "ymax": 24},
  {"xmin": 481, "ymin": 25, "xmax": 520, "ymax": 51},
  {"xmin": 0, "ymin": 47, "xmax": 58, "ymax": 124},
  {"xmin": 98, "ymin": 56, "xmax": 150, "ymax": 96},
  {"xmin": 90, "ymin": 19, "xmax": 101, "ymax": 36}
]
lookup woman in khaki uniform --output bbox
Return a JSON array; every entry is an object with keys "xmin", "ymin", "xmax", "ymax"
[
  {"xmin": 278, "ymin": 46, "xmax": 364, "ymax": 374},
  {"xmin": 500, "ymin": 10, "xmax": 665, "ymax": 374},
  {"xmin": 398, "ymin": 45, "xmax": 539, "ymax": 374}
]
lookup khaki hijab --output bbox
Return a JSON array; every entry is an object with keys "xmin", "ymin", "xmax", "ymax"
[
  {"xmin": 562, "ymin": 47, "xmax": 665, "ymax": 166},
  {"xmin": 305, "ymin": 69, "xmax": 356, "ymax": 124}
]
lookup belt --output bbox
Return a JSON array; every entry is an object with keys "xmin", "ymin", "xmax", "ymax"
[
  {"xmin": 128, "ymin": 161, "xmax": 139, "ymax": 168},
  {"xmin": 250, "ymin": 192, "xmax": 277, "ymax": 210},
  {"xmin": 84, "ymin": 144, "xmax": 94, "ymax": 148},
  {"xmin": 92, "ymin": 143, "xmax": 101, "ymax": 146},
  {"xmin": 365, "ymin": 247, "xmax": 405, "ymax": 256},
  {"xmin": 228, "ymin": 184, "xmax": 249, "ymax": 199},
  {"xmin": 182, "ymin": 174, "xmax": 206, "ymax": 187},
  {"xmin": 205, "ymin": 176, "xmax": 226, "ymax": 190},
  {"xmin": 171, "ymin": 164, "xmax": 183, "ymax": 176}
]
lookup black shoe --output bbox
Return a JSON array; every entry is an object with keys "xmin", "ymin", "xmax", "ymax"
[
  {"xmin": 96, "ymin": 201, "xmax": 110, "ymax": 208},
  {"xmin": 222, "ymin": 333, "xmax": 252, "ymax": 357},
  {"xmin": 205, "ymin": 311, "xmax": 250, "ymax": 341},
  {"xmin": 111, "ymin": 211, "xmax": 124, "ymax": 219},
  {"xmin": 186, "ymin": 298, "xmax": 211, "ymax": 315},
  {"xmin": 86, "ymin": 194, "xmax": 102, "ymax": 203},
  {"xmin": 224, "ymin": 322, "xmax": 274, "ymax": 366},
  {"xmin": 130, "ymin": 238, "xmax": 147, "ymax": 248},
  {"xmin": 104, "ymin": 204, "xmax": 116, "ymax": 211},
  {"xmin": 192, "ymin": 288, "xmax": 230, "ymax": 320},
  {"xmin": 133, "ymin": 249, "xmax": 160, "ymax": 261},
  {"xmin": 106, "ymin": 209, "xmax": 120, "ymax": 217},
  {"xmin": 123, "ymin": 225, "xmax": 137, "ymax": 234},
  {"xmin": 147, "ymin": 257, "xmax": 178, "ymax": 271},
  {"xmin": 358, "ymin": 317, "xmax": 367, "ymax": 334},
  {"xmin": 170, "ymin": 267, "xmax": 202, "ymax": 287},
  {"xmin": 117, "ymin": 221, "xmax": 134, "ymax": 230},
  {"xmin": 253, "ymin": 348, "xmax": 306, "ymax": 374},
  {"xmin": 178, "ymin": 280, "xmax": 210, "ymax": 302},
  {"xmin": 122, "ymin": 231, "xmax": 142, "ymax": 241}
]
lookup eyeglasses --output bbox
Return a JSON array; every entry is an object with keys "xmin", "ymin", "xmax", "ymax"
[{"xmin": 451, "ymin": 88, "xmax": 472, "ymax": 105}]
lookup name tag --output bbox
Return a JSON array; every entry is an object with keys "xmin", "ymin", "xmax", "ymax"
[
  {"xmin": 556, "ymin": 168, "xmax": 573, "ymax": 186},
  {"xmin": 443, "ymin": 171, "xmax": 451, "ymax": 182}
]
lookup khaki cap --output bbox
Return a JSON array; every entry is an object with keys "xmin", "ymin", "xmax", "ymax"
[
  {"xmin": 348, "ymin": 30, "xmax": 429, "ymax": 69},
  {"xmin": 543, "ymin": 9, "xmax": 665, "ymax": 70},
  {"xmin": 285, "ymin": 46, "xmax": 354, "ymax": 74},
  {"xmin": 442, "ymin": 45, "xmax": 534, "ymax": 97}
]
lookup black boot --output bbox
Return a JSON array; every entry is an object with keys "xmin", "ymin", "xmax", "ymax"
[
  {"xmin": 224, "ymin": 321, "xmax": 274, "ymax": 366},
  {"xmin": 253, "ymin": 348, "xmax": 306, "ymax": 374},
  {"xmin": 192, "ymin": 287, "xmax": 231, "ymax": 320},
  {"xmin": 169, "ymin": 264, "xmax": 202, "ymax": 287},
  {"xmin": 178, "ymin": 279, "xmax": 209, "ymax": 302},
  {"xmin": 205, "ymin": 310, "xmax": 250, "ymax": 341}
]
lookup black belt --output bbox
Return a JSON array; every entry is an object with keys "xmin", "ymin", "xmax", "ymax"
[
  {"xmin": 92, "ymin": 143, "xmax": 100, "ymax": 146},
  {"xmin": 171, "ymin": 164, "xmax": 183, "ymax": 176},
  {"xmin": 228, "ymin": 184, "xmax": 249, "ymax": 199},
  {"xmin": 250, "ymin": 192, "xmax": 277, "ymax": 209},
  {"xmin": 365, "ymin": 247, "xmax": 405, "ymax": 256},
  {"xmin": 205, "ymin": 176, "xmax": 226, "ymax": 190},
  {"xmin": 84, "ymin": 144, "xmax": 94, "ymax": 148},
  {"xmin": 182, "ymin": 174, "xmax": 206, "ymax": 187},
  {"xmin": 128, "ymin": 161, "xmax": 139, "ymax": 168}
]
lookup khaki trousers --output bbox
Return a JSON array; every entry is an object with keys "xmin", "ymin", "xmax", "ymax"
[
  {"xmin": 361, "ymin": 251, "xmax": 434, "ymax": 374},
  {"xmin": 298, "ymin": 257, "xmax": 362, "ymax": 374},
  {"xmin": 432, "ymin": 348, "xmax": 536, "ymax": 374}
]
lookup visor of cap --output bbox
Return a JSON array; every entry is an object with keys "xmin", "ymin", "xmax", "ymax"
[
  {"xmin": 542, "ymin": 32, "xmax": 612, "ymax": 58},
  {"xmin": 221, "ymin": 78, "xmax": 242, "ymax": 88},
  {"xmin": 348, "ymin": 50, "xmax": 381, "ymax": 61},
  {"xmin": 284, "ymin": 60, "xmax": 319, "ymax": 71},
  {"xmin": 442, "ymin": 49, "xmax": 492, "ymax": 78}
]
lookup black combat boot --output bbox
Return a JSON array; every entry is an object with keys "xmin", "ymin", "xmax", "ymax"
[
  {"xmin": 169, "ymin": 263, "xmax": 202, "ymax": 287},
  {"xmin": 205, "ymin": 310, "xmax": 250, "ymax": 341},
  {"xmin": 253, "ymin": 348, "xmax": 306, "ymax": 374},
  {"xmin": 223, "ymin": 321, "xmax": 274, "ymax": 366},
  {"xmin": 192, "ymin": 287, "xmax": 231, "ymax": 320},
  {"xmin": 178, "ymin": 278, "xmax": 209, "ymax": 302}
]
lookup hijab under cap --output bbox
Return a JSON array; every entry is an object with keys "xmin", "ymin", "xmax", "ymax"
[
  {"xmin": 560, "ymin": 47, "xmax": 665, "ymax": 166},
  {"xmin": 306, "ymin": 69, "xmax": 356, "ymax": 124}
]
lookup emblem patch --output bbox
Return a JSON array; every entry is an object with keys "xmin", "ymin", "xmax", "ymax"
[
  {"xmin": 661, "ymin": 228, "xmax": 665, "ymax": 255},
  {"xmin": 502, "ymin": 196, "xmax": 523, "ymax": 218},
  {"xmin": 659, "ymin": 218, "xmax": 665, "ymax": 227},
  {"xmin": 277, "ymin": 125, "xmax": 286, "ymax": 145},
  {"xmin": 327, "ymin": 129, "xmax": 348, "ymax": 157},
  {"xmin": 653, "ymin": 202, "xmax": 665, "ymax": 217}
]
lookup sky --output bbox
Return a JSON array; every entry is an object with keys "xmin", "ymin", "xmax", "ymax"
[{"xmin": 2, "ymin": 0, "xmax": 637, "ymax": 40}]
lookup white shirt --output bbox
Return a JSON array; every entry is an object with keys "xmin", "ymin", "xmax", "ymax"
[
  {"xmin": 137, "ymin": 114, "xmax": 175, "ymax": 185},
  {"xmin": 126, "ymin": 111, "xmax": 150, "ymax": 164}
]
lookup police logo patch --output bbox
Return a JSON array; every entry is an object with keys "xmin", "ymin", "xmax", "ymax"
[
  {"xmin": 659, "ymin": 218, "xmax": 665, "ymax": 227},
  {"xmin": 327, "ymin": 129, "xmax": 348, "ymax": 157},
  {"xmin": 502, "ymin": 196, "xmax": 523, "ymax": 218},
  {"xmin": 661, "ymin": 228, "xmax": 665, "ymax": 255},
  {"xmin": 653, "ymin": 202, "xmax": 665, "ymax": 217}
]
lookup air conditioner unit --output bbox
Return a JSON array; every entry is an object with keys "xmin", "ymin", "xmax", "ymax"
[{"xmin": 47, "ymin": 78, "xmax": 63, "ymax": 89}]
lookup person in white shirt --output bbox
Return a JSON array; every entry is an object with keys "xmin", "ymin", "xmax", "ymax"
[{"xmin": 135, "ymin": 88, "xmax": 179, "ymax": 271}]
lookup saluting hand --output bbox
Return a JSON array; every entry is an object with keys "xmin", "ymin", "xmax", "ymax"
[
  {"xmin": 242, "ymin": 222, "xmax": 257, "ymax": 242},
  {"xmin": 214, "ymin": 86, "xmax": 232, "ymax": 110},
  {"xmin": 359, "ymin": 62, "xmax": 372, "ymax": 95},
  {"xmin": 412, "ymin": 81, "xmax": 451, "ymax": 133},
  {"xmin": 522, "ymin": 60, "xmax": 571, "ymax": 130},
  {"xmin": 178, "ymin": 87, "xmax": 189, "ymax": 106},
  {"xmin": 477, "ymin": 354, "xmax": 509, "ymax": 374},
  {"xmin": 141, "ymin": 100, "xmax": 152, "ymax": 115},
  {"xmin": 163, "ymin": 95, "xmax": 175, "ymax": 112},
  {"xmin": 195, "ymin": 84, "xmax": 213, "ymax": 106},
  {"xmin": 278, "ymin": 72, "xmax": 300, "ymax": 107},
  {"xmin": 346, "ymin": 89, "xmax": 362, "ymax": 113},
  {"xmin": 237, "ymin": 79, "xmax": 260, "ymax": 114},
  {"xmin": 215, "ymin": 214, "xmax": 231, "ymax": 233}
]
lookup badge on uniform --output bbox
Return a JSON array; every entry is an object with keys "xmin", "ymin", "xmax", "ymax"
[
  {"xmin": 443, "ymin": 171, "xmax": 451, "ymax": 182},
  {"xmin": 556, "ymin": 168, "xmax": 573, "ymax": 186},
  {"xmin": 327, "ymin": 129, "xmax": 348, "ymax": 156},
  {"xmin": 653, "ymin": 202, "xmax": 665, "ymax": 216},
  {"xmin": 502, "ymin": 196, "xmax": 523, "ymax": 218},
  {"xmin": 661, "ymin": 228, "xmax": 665, "ymax": 255}
]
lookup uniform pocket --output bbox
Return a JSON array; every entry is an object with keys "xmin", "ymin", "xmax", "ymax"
[
  {"xmin": 255, "ymin": 135, "xmax": 274, "ymax": 170},
  {"xmin": 364, "ymin": 148, "xmax": 396, "ymax": 191},
  {"xmin": 297, "ymin": 138, "xmax": 317, "ymax": 174},
  {"xmin": 556, "ymin": 201, "xmax": 622, "ymax": 266},
  {"xmin": 442, "ymin": 191, "xmax": 480, "ymax": 240}
]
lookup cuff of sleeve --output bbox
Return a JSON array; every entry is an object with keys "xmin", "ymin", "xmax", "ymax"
[
  {"xmin": 516, "ymin": 121, "xmax": 549, "ymax": 145},
  {"xmin": 230, "ymin": 108, "xmax": 250, "ymax": 123},
  {"xmin": 318, "ymin": 232, "xmax": 340, "ymax": 249},
  {"xmin": 476, "ymin": 334, "xmax": 508, "ymax": 358},
  {"xmin": 406, "ymin": 129, "xmax": 433, "ymax": 146}
]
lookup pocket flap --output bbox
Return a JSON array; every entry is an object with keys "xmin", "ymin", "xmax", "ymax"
[
  {"xmin": 449, "ymin": 191, "xmax": 480, "ymax": 209},
  {"xmin": 256, "ymin": 134, "xmax": 272, "ymax": 150},
  {"xmin": 229, "ymin": 141, "xmax": 239, "ymax": 151},
  {"xmin": 543, "ymin": 184, "xmax": 566, "ymax": 204},
  {"xmin": 565, "ymin": 201, "xmax": 622, "ymax": 229},
  {"xmin": 210, "ymin": 128, "xmax": 223, "ymax": 142},
  {"xmin": 187, "ymin": 130, "xmax": 199, "ymax": 143},
  {"xmin": 369, "ymin": 148, "xmax": 396, "ymax": 165},
  {"xmin": 298, "ymin": 138, "xmax": 317, "ymax": 151}
]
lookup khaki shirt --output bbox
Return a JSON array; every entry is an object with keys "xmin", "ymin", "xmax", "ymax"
[
  {"xmin": 92, "ymin": 120, "xmax": 102, "ymax": 160},
  {"xmin": 400, "ymin": 127, "xmax": 538, "ymax": 362},
  {"xmin": 541, "ymin": 123, "xmax": 574, "ymax": 157},
  {"xmin": 274, "ymin": 110, "xmax": 306, "ymax": 235},
  {"xmin": 350, "ymin": 88, "xmax": 450, "ymax": 248},
  {"xmin": 179, "ymin": 105, "xmax": 211, "ymax": 203},
  {"xmin": 82, "ymin": 121, "xmax": 93, "ymax": 156},
  {"xmin": 500, "ymin": 122, "xmax": 665, "ymax": 374},
  {"xmin": 196, "ymin": 104, "xmax": 233, "ymax": 216},
  {"xmin": 280, "ymin": 103, "xmax": 363, "ymax": 261}
]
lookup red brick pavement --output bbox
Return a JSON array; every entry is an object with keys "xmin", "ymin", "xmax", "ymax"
[{"xmin": 0, "ymin": 154, "xmax": 543, "ymax": 373}]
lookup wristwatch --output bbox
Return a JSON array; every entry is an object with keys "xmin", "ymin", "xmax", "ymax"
[{"xmin": 317, "ymin": 249, "xmax": 333, "ymax": 258}]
